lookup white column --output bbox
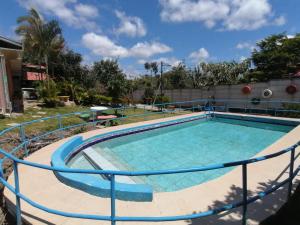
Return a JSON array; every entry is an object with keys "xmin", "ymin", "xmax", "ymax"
[{"xmin": 0, "ymin": 55, "xmax": 12, "ymax": 114}]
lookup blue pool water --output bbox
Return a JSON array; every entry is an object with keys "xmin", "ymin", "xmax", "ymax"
[{"xmin": 68, "ymin": 117, "xmax": 294, "ymax": 192}]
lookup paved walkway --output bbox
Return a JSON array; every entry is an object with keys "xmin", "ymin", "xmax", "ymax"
[{"xmin": 4, "ymin": 112, "xmax": 300, "ymax": 225}]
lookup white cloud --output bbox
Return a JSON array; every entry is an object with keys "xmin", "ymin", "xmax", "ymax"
[
  {"xmin": 236, "ymin": 42, "xmax": 255, "ymax": 51},
  {"xmin": 159, "ymin": 0, "xmax": 285, "ymax": 31},
  {"xmin": 18, "ymin": 0, "xmax": 99, "ymax": 30},
  {"xmin": 160, "ymin": 0, "xmax": 229, "ymax": 27},
  {"xmin": 82, "ymin": 32, "xmax": 172, "ymax": 58},
  {"xmin": 273, "ymin": 16, "xmax": 286, "ymax": 26},
  {"xmin": 240, "ymin": 56, "xmax": 247, "ymax": 62},
  {"xmin": 82, "ymin": 33, "xmax": 128, "ymax": 58},
  {"xmin": 138, "ymin": 57, "xmax": 182, "ymax": 67},
  {"xmin": 189, "ymin": 48, "xmax": 209, "ymax": 63},
  {"xmin": 137, "ymin": 59, "xmax": 147, "ymax": 65},
  {"xmin": 223, "ymin": 0, "xmax": 271, "ymax": 30},
  {"xmin": 115, "ymin": 10, "xmax": 147, "ymax": 37},
  {"xmin": 75, "ymin": 3, "xmax": 99, "ymax": 18},
  {"xmin": 154, "ymin": 57, "xmax": 182, "ymax": 67},
  {"xmin": 130, "ymin": 42, "xmax": 172, "ymax": 58},
  {"xmin": 122, "ymin": 65, "xmax": 142, "ymax": 78}
]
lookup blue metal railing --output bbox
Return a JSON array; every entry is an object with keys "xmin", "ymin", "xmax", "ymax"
[{"xmin": 0, "ymin": 99, "xmax": 299, "ymax": 225}]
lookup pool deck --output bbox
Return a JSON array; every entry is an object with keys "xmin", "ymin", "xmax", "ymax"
[{"xmin": 4, "ymin": 112, "xmax": 300, "ymax": 225}]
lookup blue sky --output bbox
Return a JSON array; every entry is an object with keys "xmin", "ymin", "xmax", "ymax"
[{"xmin": 0, "ymin": 0, "xmax": 299, "ymax": 76}]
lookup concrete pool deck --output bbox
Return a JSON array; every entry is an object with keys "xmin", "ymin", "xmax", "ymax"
[{"xmin": 4, "ymin": 112, "xmax": 300, "ymax": 225}]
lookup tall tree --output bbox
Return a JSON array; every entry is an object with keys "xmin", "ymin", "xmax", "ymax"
[
  {"xmin": 165, "ymin": 63, "xmax": 189, "ymax": 89},
  {"xmin": 252, "ymin": 33, "xmax": 300, "ymax": 81},
  {"xmin": 144, "ymin": 62, "xmax": 158, "ymax": 76},
  {"xmin": 91, "ymin": 59, "xmax": 127, "ymax": 101},
  {"xmin": 50, "ymin": 49, "xmax": 84, "ymax": 82},
  {"xmin": 16, "ymin": 8, "xmax": 64, "ymax": 75}
]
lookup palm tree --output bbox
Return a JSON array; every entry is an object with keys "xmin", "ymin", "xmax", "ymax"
[
  {"xmin": 144, "ymin": 62, "xmax": 151, "ymax": 75},
  {"xmin": 16, "ymin": 8, "xmax": 64, "ymax": 77}
]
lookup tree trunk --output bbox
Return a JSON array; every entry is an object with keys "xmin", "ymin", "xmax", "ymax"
[{"xmin": 44, "ymin": 55, "xmax": 50, "ymax": 88}]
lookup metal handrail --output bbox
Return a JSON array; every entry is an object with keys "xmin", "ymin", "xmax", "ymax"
[{"xmin": 0, "ymin": 99, "xmax": 300, "ymax": 225}]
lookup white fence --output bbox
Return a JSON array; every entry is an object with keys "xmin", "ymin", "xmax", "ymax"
[{"xmin": 133, "ymin": 79, "xmax": 300, "ymax": 107}]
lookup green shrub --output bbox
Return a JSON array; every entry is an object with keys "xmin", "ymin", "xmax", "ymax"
[
  {"xmin": 71, "ymin": 126, "xmax": 87, "ymax": 135},
  {"xmin": 80, "ymin": 91, "xmax": 112, "ymax": 106},
  {"xmin": 95, "ymin": 95, "xmax": 112, "ymax": 105},
  {"xmin": 142, "ymin": 85, "xmax": 155, "ymax": 104},
  {"xmin": 36, "ymin": 80, "xmax": 59, "ymax": 107},
  {"xmin": 154, "ymin": 95, "xmax": 170, "ymax": 104},
  {"xmin": 281, "ymin": 103, "xmax": 300, "ymax": 118}
]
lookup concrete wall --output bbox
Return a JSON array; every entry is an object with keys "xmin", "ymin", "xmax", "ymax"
[{"xmin": 133, "ymin": 79, "xmax": 300, "ymax": 107}]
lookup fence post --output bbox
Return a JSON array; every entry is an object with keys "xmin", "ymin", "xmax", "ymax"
[
  {"xmin": 19, "ymin": 125, "xmax": 28, "ymax": 157},
  {"xmin": 110, "ymin": 174, "xmax": 116, "ymax": 225},
  {"xmin": 287, "ymin": 147, "xmax": 295, "ymax": 200},
  {"xmin": 92, "ymin": 110, "xmax": 95, "ymax": 125},
  {"xmin": 121, "ymin": 106, "xmax": 124, "ymax": 118},
  {"xmin": 242, "ymin": 164, "xmax": 248, "ymax": 225},
  {"xmin": 57, "ymin": 114, "xmax": 64, "ymax": 138},
  {"xmin": 13, "ymin": 161, "xmax": 22, "ymax": 225}
]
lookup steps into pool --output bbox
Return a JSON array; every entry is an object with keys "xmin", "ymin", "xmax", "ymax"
[{"xmin": 82, "ymin": 147, "xmax": 136, "ymax": 184}]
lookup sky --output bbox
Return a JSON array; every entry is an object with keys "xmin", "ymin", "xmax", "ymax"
[{"xmin": 0, "ymin": 0, "xmax": 299, "ymax": 77}]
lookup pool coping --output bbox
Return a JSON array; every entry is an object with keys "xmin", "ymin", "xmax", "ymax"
[
  {"xmin": 53, "ymin": 112, "xmax": 298, "ymax": 202},
  {"xmin": 4, "ymin": 112, "xmax": 300, "ymax": 225}
]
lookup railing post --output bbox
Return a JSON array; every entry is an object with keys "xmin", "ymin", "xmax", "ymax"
[
  {"xmin": 242, "ymin": 164, "xmax": 247, "ymax": 225},
  {"xmin": 110, "ymin": 174, "xmax": 116, "ymax": 225},
  {"xmin": 121, "ymin": 106, "xmax": 124, "ymax": 118},
  {"xmin": 57, "ymin": 114, "xmax": 64, "ymax": 139},
  {"xmin": 13, "ymin": 161, "xmax": 22, "ymax": 225},
  {"xmin": 92, "ymin": 110, "xmax": 95, "ymax": 125},
  {"xmin": 287, "ymin": 147, "xmax": 295, "ymax": 200},
  {"xmin": 19, "ymin": 125, "xmax": 28, "ymax": 157}
]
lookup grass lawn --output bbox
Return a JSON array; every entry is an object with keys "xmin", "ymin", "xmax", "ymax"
[
  {"xmin": 0, "ymin": 105, "xmax": 193, "ymax": 135},
  {"xmin": 0, "ymin": 105, "xmax": 88, "ymax": 132},
  {"xmin": 0, "ymin": 104, "xmax": 193, "ymax": 161}
]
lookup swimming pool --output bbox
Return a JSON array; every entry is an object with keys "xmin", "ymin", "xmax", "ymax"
[{"xmin": 66, "ymin": 115, "xmax": 294, "ymax": 193}]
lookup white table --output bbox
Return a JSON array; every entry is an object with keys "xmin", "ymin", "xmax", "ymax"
[
  {"xmin": 90, "ymin": 106, "xmax": 109, "ymax": 112},
  {"xmin": 90, "ymin": 106, "xmax": 109, "ymax": 117}
]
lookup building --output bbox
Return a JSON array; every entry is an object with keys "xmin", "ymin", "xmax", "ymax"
[
  {"xmin": 0, "ymin": 35, "xmax": 23, "ymax": 114},
  {"xmin": 23, "ymin": 63, "xmax": 48, "ymax": 88}
]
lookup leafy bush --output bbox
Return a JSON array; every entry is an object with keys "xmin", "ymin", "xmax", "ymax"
[
  {"xmin": 280, "ymin": 103, "xmax": 300, "ymax": 118},
  {"xmin": 79, "ymin": 90, "xmax": 112, "ymax": 106},
  {"xmin": 120, "ymin": 96, "xmax": 132, "ymax": 105},
  {"xmin": 36, "ymin": 80, "xmax": 60, "ymax": 107},
  {"xmin": 154, "ymin": 95, "xmax": 170, "ymax": 105},
  {"xmin": 142, "ymin": 83, "xmax": 155, "ymax": 104},
  {"xmin": 94, "ymin": 95, "xmax": 112, "ymax": 105}
]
